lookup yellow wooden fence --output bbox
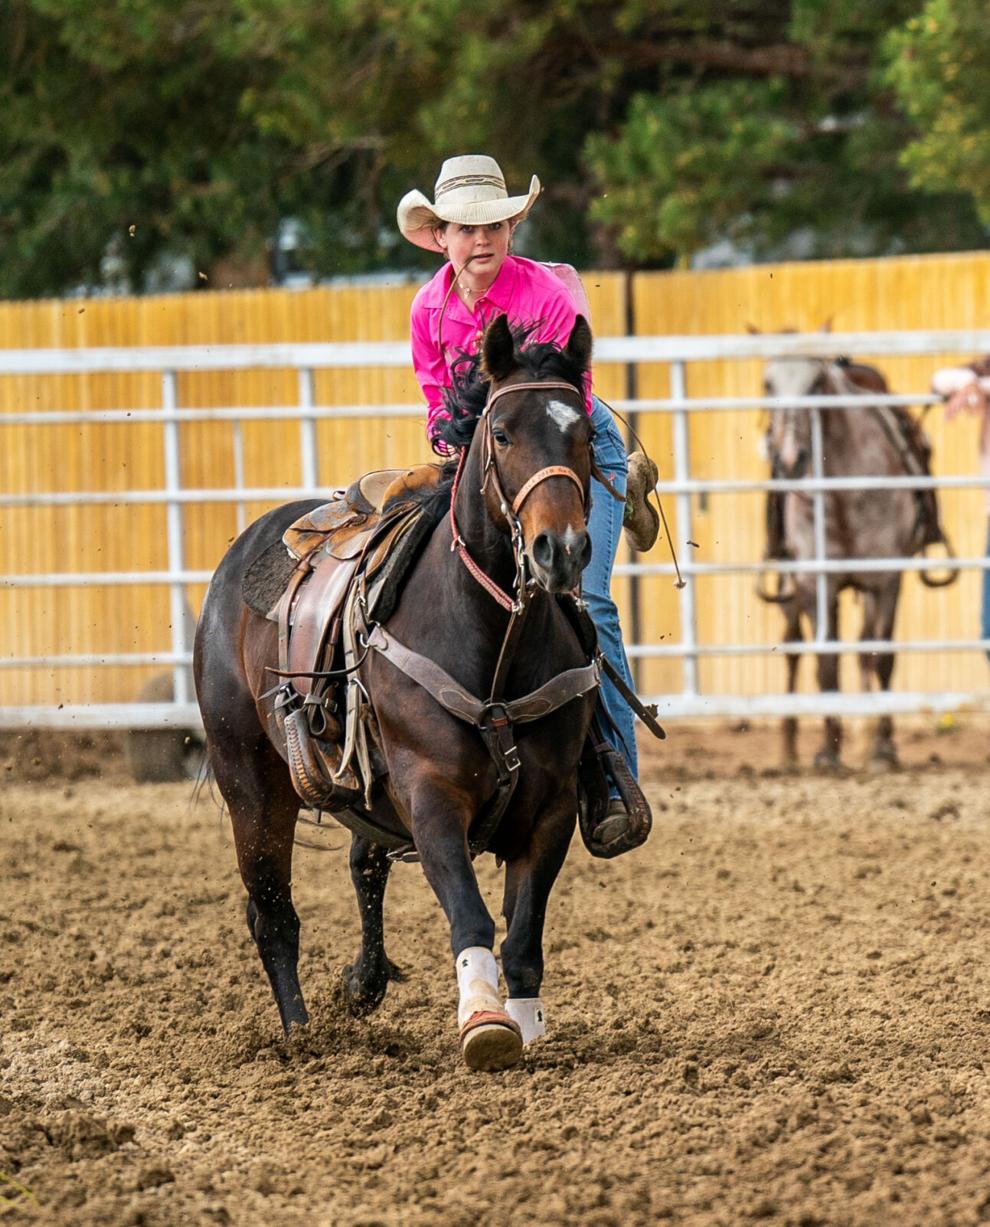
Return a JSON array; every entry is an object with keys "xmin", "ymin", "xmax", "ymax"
[{"xmin": 1, "ymin": 251, "xmax": 987, "ymax": 709}]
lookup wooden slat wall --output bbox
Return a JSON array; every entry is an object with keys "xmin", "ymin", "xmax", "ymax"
[
  {"xmin": 0, "ymin": 275, "xmax": 627, "ymax": 705},
  {"xmin": 631, "ymin": 251, "xmax": 990, "ymax": 700},
  {"xmin": 1, "ymin": 252, "xmax": 987, "ymax": 709}
]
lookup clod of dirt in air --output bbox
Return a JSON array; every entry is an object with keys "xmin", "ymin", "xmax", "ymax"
[
  {"xmin": 197, "ymin": 271, "xmax": 209, "ymax": 282},
  {"xmin": 687, "ymin": 539, "xmax": 699, "ymax": 547},
  {"xmin": 127, "ymin": 224, "xmax": 136, "ymax": 237}
]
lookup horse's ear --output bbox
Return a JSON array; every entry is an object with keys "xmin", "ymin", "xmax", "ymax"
[
  {"xmin": 481, "ymin": 314, "xmax": 516, "ymax": 382},
  {"xmin": 745, "ymin": 322, "xmax": 761, "ymax": 335},
  {"xmin": 565, "ymin": 314, "xmax": 593, "ymax": 373}
]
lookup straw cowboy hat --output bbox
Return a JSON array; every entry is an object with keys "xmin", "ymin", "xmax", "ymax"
[{"xmin": 397, "ymin": 155, "xmax": 541, "ymax": 252}]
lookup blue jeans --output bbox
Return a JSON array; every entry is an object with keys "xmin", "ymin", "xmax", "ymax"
[
  {"xmin": 983, "ymin": 521, "xmax": 990, "ymax": 659},
  {"xmin": 585, "ymin": 397, "xmax": 638, "ymax": 781}
]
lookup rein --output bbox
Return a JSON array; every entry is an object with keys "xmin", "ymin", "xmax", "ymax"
[{"xmin": 364, "ymin": 375, "xmax": 599, "ymax": 856}]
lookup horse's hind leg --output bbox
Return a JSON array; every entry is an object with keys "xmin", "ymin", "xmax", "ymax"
[
  {"xmin": 213, "ymin": 738, "xmax": 309, "ymax": 1034},
  {"xmin": 500, "ymin": 802, "xmax": 574, "ymax": 1046},
  {"xmin": 342, "ymin": 835, "xmax": 405, "ymax": 1016}
]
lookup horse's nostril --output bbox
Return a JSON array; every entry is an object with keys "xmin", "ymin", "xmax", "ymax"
[{"xmin": 532, "ymin": 532, "xmax": 556, "ymax": 571}]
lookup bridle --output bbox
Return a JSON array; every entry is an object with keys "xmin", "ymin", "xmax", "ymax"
[{"xmin": 448, "ymin": 379, "xmax": 590, "ymax": 614}]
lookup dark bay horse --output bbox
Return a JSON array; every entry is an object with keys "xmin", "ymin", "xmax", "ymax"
[
  {"xmin": 194, "ymin": 315, "xmax": 600, "ymax": 1070},
  {"xmin": 760, "ymin": 353, "xmax": 951, "ymax": 770}
]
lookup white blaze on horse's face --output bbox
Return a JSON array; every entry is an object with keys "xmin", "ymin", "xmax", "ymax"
[
  {"xmin": 764, "ymin": 357, "xmax": 824, "ymax": 478},
  {"xmin": 546, "ymin": 398, "xmax": 582, "ymax": 434}
]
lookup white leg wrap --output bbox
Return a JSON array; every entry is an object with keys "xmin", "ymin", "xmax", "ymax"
[
  {"xmin": 455, "ymin": 947, "xmax": 501, "ymax": 1029},
  {"xmin": 505, "ymin": 997, "xmax": 546, "ymax": 1045}
]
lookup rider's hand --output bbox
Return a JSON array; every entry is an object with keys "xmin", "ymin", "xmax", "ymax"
[{"xmin": 944, "ymin": 381, "xmax": 988, "ymax": 422}]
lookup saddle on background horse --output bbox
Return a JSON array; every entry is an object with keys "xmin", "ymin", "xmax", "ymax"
[{"xmin": 764, "ymin": 361, "xmax": 953, "ymax": 575}]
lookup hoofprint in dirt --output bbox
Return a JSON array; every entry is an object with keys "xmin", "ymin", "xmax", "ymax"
[{"xmin": 2, "ymin": 729, "xmax": 990, "ymax": 1226}]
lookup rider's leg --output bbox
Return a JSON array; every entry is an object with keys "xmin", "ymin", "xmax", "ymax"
[
  {"xmin": 585, "ymin": 396, "xmax": 638, "ymax": 783},
  {"xmin": 983, "ymin": 516, "xmax": 990, "ymax": 663}
]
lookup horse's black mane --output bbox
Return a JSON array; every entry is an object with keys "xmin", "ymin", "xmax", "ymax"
[
  {"xmin": 384, "ymin": 456, "xmax": 458, "ymax": 525},
  {"xmin": 438, "ymin": 321, "xmax": 585, "ymax": 451},
  {"xmin": 386, "ymin": 322, "xmax": 586, "ymax": 523}
]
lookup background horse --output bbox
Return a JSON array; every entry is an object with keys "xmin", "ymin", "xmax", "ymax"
[
  {"xmin": 194, "ymin": 315, "xmax": 599, "ymax": 1071},
  {"xmin": 760, "ymin": 353, "xmax": 947, "ymax": 770}
]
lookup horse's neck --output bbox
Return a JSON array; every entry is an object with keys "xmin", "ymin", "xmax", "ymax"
[
  {"xmin": 393, "ymin": 448, "xmax": 518, "ymax": 659},
  {"xmin": 820, "ymin": 368, "xmax": 903, "ymax": 476},
  {"xmin": 392, "ymin": 450, "xmax": 568, "ymax": 689}
]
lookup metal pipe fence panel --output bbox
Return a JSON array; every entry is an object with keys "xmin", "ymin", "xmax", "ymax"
[{"xmin": 2, "ymin": 330, "xmax": 990, "ymax": 727}]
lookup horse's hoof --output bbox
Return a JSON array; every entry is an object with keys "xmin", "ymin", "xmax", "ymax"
[
  {"xmin": 459, "ymin": 1011, "xmax": 523, "ymax": 1072},
  {"xmin": 341, "ymin": 964, "xmax": 386, "ymax": 1017},
  {"xmin": 868, "ymin": 751, "xmax": 900, "ymax": 774},
  {"xmin": 281, "ymin": 1010, "xmax": 309, "ymax": 1039}
]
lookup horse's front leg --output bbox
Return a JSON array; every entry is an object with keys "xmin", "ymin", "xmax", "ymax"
[
  {"xmin": 410, "ymin": 776, "xmax": 523, "ymax": 1072},
  {"xmin": 866, "ymin": 579, "xmax": 902, "ymax": 770},
  {"xmin": 810, "ymin": 590, "xmax": 842, "ymax": 769},
  {"xmin": 781, "ymin": 601, "xmax": 803, "ymax": 768},
  {"xmin": 500, "ymin": 797, "xmax": 576, "ymax": 1046},
  {"xmin": 342, "ymin": 835, "xmax": 405, "ymax": 1016}
]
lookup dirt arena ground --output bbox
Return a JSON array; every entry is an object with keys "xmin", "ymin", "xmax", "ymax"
[{"xmin": 3, "ymin": 718, "xmax": 990, "ymax": 1226}]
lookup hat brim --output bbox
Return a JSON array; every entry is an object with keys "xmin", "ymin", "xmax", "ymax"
[{"xmin": 397, "ymin": 176, "xmax": 541, "ymax": 252}]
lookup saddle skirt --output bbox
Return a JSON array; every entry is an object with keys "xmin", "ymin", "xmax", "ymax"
[{"xmin": 266, "ymin": 464, "xmax": 445, "ymax": 831}]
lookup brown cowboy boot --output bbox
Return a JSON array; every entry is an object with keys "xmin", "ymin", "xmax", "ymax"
[{"xmin": 623, "ymin": 453, "xmax": 660, "ymax": 552}]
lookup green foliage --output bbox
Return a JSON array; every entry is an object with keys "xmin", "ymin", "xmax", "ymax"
[
  {"xmin": 885, "ymin": 0, "xmax": 990, "ymax": 222},
  {"xmin": 586, "ymin": 84, "xmax": 794, "ymax": 262},
  {"xmin": 1, "ymin": 0, "xmax": 987, "ymax": 297}
]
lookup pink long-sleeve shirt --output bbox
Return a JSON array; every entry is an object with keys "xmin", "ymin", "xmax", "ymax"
[{"xmin": 409, "ymin": 255, "xmax": 593, "ymax": 451}]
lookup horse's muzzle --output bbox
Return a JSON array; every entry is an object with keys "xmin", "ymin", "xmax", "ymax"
[
  {"xmin": 776, "ymin": 449, "xmax": 808, "ymax": 481},
  {"xmin": 529, "ymin": 528, "xmax": 592, "ymax": 593}
]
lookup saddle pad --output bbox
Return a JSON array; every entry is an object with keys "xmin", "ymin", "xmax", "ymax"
[{"xmin": 242, "ymin": 540, "xmax": 299, "ymax": 618}]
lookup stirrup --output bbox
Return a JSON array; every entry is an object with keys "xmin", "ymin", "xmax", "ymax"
[{"xmin": 622, "ymin": 452, "xmax": 660, "ymax": 552}]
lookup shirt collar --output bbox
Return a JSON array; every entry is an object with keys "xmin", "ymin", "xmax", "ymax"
[{"xmin": 427, "ymin": 256, "xmax": 519, "ymax": 318}]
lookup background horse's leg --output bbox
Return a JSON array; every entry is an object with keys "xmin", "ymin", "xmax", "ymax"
[
  {"xmin": 811, "ymin": 588, "xmax": 843, "ymax": 769},
  {"xmin": 865, "ymin": 579, "xmax": 902, "ymax": 770},
  {"xmin": 212, "ymin": 737, "xmax": 309, "ymax": 1034},
  {"xmin": 500, "ymin": 802, "xmax": 575, "ymax": 1045},
  {"xmin": 781, "ymin": 601, "xmax": 803, "ymax": 768},
  {"xmin": 342, "ymin": 835, "xmax": 404, "ymax": 1015}
]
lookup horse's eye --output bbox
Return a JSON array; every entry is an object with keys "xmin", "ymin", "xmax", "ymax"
[{"xmin": 492, "ymin": 428, "xmax": 510, "ymax": 447}]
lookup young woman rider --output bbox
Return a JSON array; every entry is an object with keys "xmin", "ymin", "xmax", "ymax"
[{"xmin": 396, "ymin": 154, "xmax": 658, "ymax": 839}]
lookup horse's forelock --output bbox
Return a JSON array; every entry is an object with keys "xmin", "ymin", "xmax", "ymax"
[
  {"xmin": 436, "ymin": 322, "xmax": 586, "ymax": 452},
  {"xmin": 764, "ymin": 355, "xmax": 830, "ymax": 399}
]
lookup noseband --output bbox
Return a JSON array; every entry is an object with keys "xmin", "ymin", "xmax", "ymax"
[{"xmin": 449, "ymin": 380, "xmax": 588, "ymax": 613}]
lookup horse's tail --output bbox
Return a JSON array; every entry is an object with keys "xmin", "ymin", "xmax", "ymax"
[{"xmin": 189, "ymin": 746, "xmax": 215, "ymax": 808}]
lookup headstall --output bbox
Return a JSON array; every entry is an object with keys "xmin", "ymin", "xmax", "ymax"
[{"xmin": 448, "ymin": 379, "xmax": 589, "ymax": 613}]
